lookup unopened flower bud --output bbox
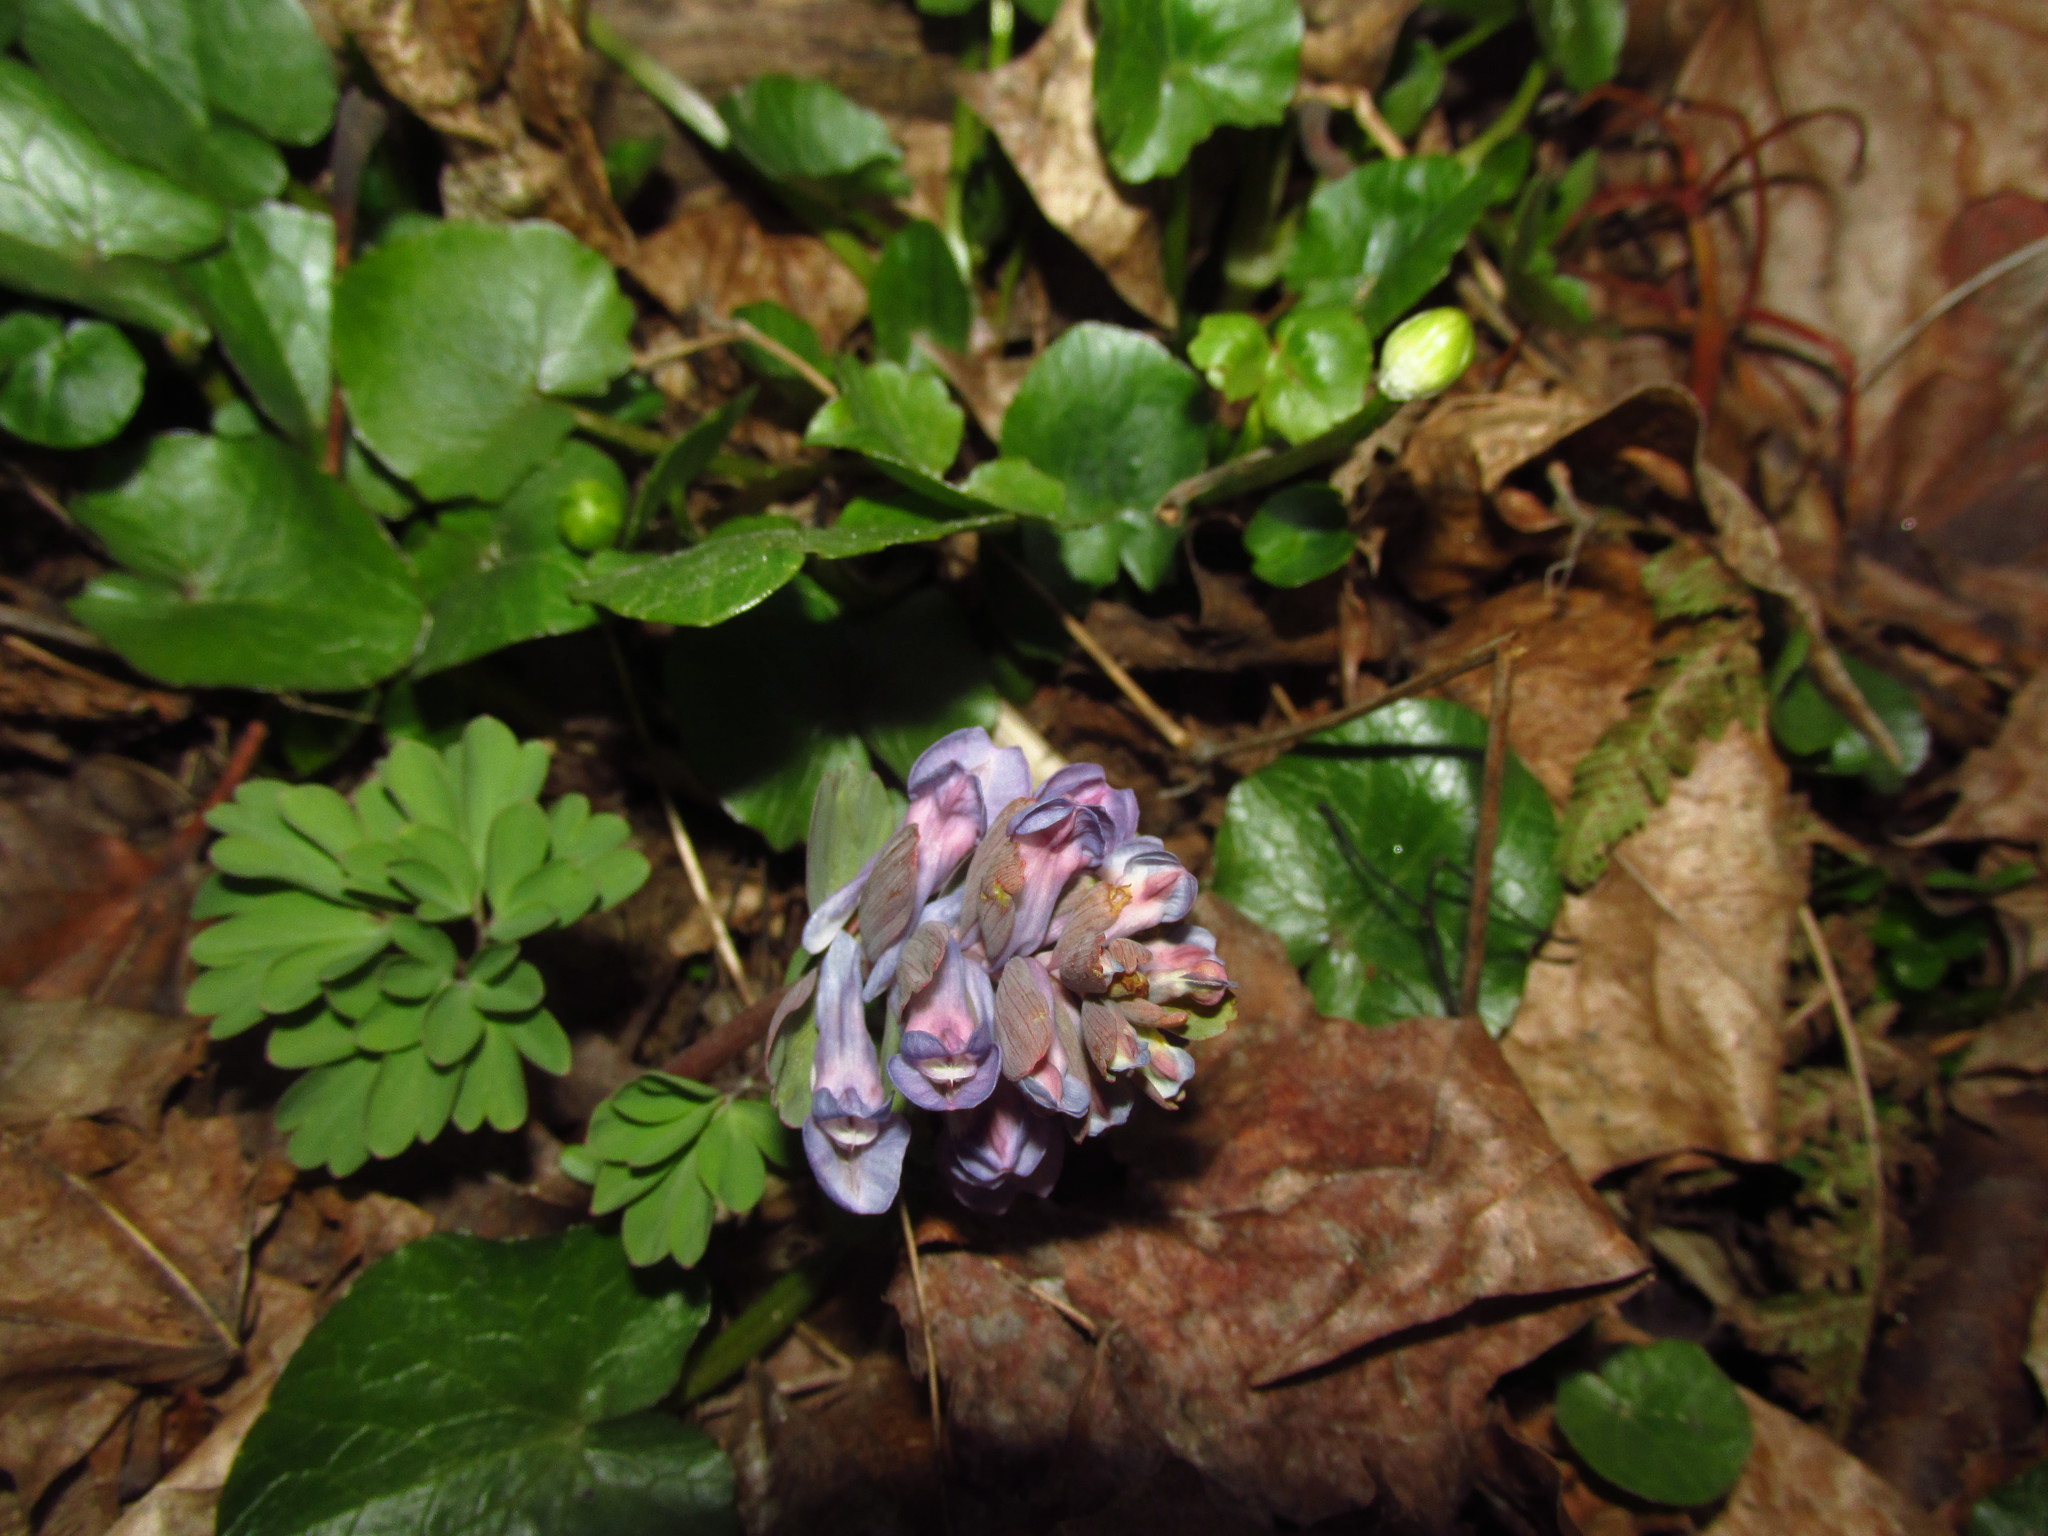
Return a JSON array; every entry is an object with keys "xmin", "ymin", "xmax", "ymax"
[{"xmin": 1375, "ymin": 307, "xmax": 1475, "ymax": 402}]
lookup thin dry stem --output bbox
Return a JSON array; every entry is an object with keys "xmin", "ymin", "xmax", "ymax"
[
  {"xmin": 1196, "ymin": 632, "xmax": 1514, "ymax": 763},
  {"xmin": 1297, "ymin": 81, "xmax": 1409, "ymax": 160},
  {"xmin": 661, "ymin": 794, "xmax": 756, "ymax": 1007},
  {"xmin": 899, "ymin": 1199, "xmax": 951, "ymax": 1528},
  {"xmin": 1798, "ymin": 902, "xmax": 1886, "ymax": 1434},
  {"xmin": 1457, "ymin": 646, "xmax": 1516, "ymax": 1016},
  {"xmin": 1002, "ymin": 552, "xmax": 1191, "ymax": 753},
  {"xmin": 635, "ymin": 318, "xmax": 841, "ymax": 402}
]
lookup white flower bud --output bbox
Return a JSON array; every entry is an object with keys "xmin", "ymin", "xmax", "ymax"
[{"xmin": 1374, "ymin": 307, "xmax": 1476, "ymax": 402}]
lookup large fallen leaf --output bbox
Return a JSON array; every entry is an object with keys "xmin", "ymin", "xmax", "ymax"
[
  {"xmin": 0, "ymin": 1112, "xmax": 248, "ymax": 1385},
  {"xmin": 888, "ymin": 897, "xmax": 1644, "ymax": 1529},
  {"xmin": 0, "ymin": 992, "xmax": 201, "ymax": 1130},
  {"xmin": 961, "ymin": 0, "xmax": 1175, "ymax": 326},
  {"xmin": 1711, "ymin": 1391, "xmax": 1937, "ymax": 1534},
  {"xmin": 0, "ymin": 1374, "xmax": 136, "ymax": 1507},
  {"xmin": 1672, "ymin": 0, "xmax": 2048, "ymax": 553},
  {"xmin": 1424, "ymin": 570, "xmax": 1802, "ymax": 1178},
  {"xmin": 1920, "ymin": 668, "xmax": 2048, "ymax": 854}
]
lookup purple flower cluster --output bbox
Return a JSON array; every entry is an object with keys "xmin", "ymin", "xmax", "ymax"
[{"xmin": 783, "ymin": 729, "xmax": 1231, "ymax": 1216}]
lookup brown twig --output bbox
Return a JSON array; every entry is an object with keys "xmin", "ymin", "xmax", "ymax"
[
  {"xmin": 1799, "ymin": 901, "xmax": 1886, "ymax": 1410},
  {"xmin": 659, "ymin": 983, "xmax": 788, "ymax": 1080},
  {"xmin": 0, "ymin": 601, "xmax": 108, "ymax": 652},
  {"xmin": 635, "ymin": 316, "xmax": 841, "ymax": 401},
  {"xmin": 1457, "ymin": 646, "xmax": 1516, "ymax": 1017},
  {"xmin": 899, "ymin": 1199, "xmax": 952, "ymax": 1531},
  {"xmin": 1193, "ymin": 632, "xmax": 1514, "ymax": 764},
  {"xmin": 323, "ymin": 90, "xmax": 388, "ymax": 475},
  {"xmin": 998, "ymin": 549, "xmax": 1191, "ymax": 754}
]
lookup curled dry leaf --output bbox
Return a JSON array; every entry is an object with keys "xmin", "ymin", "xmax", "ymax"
[
  {"xmin": 0, "ymin": 1375, "xmax": 136, "ymax": 1509},
  {"xmin": 961, "ymin": 0, "xmax": 1176, "ymax": 328},
  {"xmin": 335, "ymin": 0, "xmax": 630, "ymax": 259},
  {"xmin": 1919, "ymin": 668, "xmax": 2048, "ymax": 852},
  {"xmin": 887, "ymin": 897, "xmax": 1645, "ymax": 1530},
  {"xmin": 1424, "ymin": 567, "xmax": 1802, "ymax": 1179},
  {"xmin": 629, "ymin": 194, "xmax": 870, "ymax": 351},
  {"xmin": 1673, "ymin": 0, "xmax": 2048, "ymax": 549}
]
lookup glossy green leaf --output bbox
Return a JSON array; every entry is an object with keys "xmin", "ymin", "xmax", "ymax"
[
  {"xmin": 0, "ymin": 58, "xmax": 220, "ymax": 334},
  {"xmin": 1530, "ymin": 0, "xmax": 1626, "ymax": 93},
  {"xmin": 1971, "ymin": 1460, "xmax": 2048, "ymax": 1536},
  {"xmin": 1555, "ymin": 1341, "xmax": 1751, "ymax": 1507},
  {"xmin": 1244, "ymin": 483, "xmax": 1352, "ymax": 587},
  {"xmin": 1211, "ymin": 698, "xmax": 1560, "ymax": 1036},
  {"xmin": 720, "ymin": 74, "xmax": 909, "ymax": 205},
  {"xmin": 803, "ymin": 498, "xmax": 1013, "ymax": 560},
  {"xmin": 184, "ymin": 202, "xmax": 332, "ymax": 447},
  {"xmin": 577, "ymin": 529, "xmax": 808, "ymax": 628},
  {"xmin": 805, "ymin": 359, "xmax": 965, "ymax": 477},
  {"xmin": 0, "ymin": 317, "xmax": 143, "ymax": 447},
  {"xmin": 1001, "ymin": 322, "xmax": 1207, "ymax": 589},
  {"xmin": 1769, "ymin": 645, "xmax": 1929, "ymax": 794},
  {"xmin": 335, "ymin": 221, "xmax": 635, "ymax": 503},
  {"xmin": 1188, "ymin": 311, "xmax": 1268, "ymax": 401},
  {"xmin": 1377, "ymin": 37, "xmax": 1446, "ymax": 139},
  {"xmin": 191, "ymin": 0, "xmax": 338, "ymax": 146},
  {"xmin": 629, "ymin": 392, "xmax": 750, "ymax": 542},
  {"xmin": 1287, "ymin": 155, "xmax": 1493, "ymax": 336},
  {"xmin": 408, "ymin": 442, "xmax": 622, "ymax": 675},
  {"xmin": 69, "ymin": 433, "xmax": 425, "ymax": 691},
  {"xmin": 870, "ymin": 220, "xmax": 970, "ymax": 367},
  {"xmin": 217, "ymin": 1228, "xmax": 734, "ymax": 1536},
  {"xmin": 665, "ymin": 584, "xmax": 993, "ymax": 849},
  {"xmin": 21, "ymin": 0, "xmax": 283, "ymax": 205},
  {"xmin": 1261, "ymin": 304, "xmax": 1371, "ymax": 445},
  {"xmin": 1092, "ymin": 0, "xmax": 1303, "ymax": 183}
]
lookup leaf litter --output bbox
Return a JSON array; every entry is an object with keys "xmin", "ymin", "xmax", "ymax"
[{"xmin": 7, "ymin": 0, "xmax": 2048, "ymax": 1532}]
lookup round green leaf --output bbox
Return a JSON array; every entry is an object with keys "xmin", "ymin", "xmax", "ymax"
[
  {"xmin": 191, "ymin": 0, "xmax": 338, "ymax": 146},
  {"xmin": 870, "ymin": 219, "xmax": 969, "ymax": 368},
  {"xmin": 1244, "ymin": 483, "xmax": 1353, "ymax": 587},
  {"xmin": 1287, "ymin": 156, "xmax": 1495, "ymax": 337},
  {"xmin": 804, "ymin": 358, "xmax": 964, "ymax": 477},
  {"xmin": 68, "ymin": 433, "xmax": 424, "ymax": 692},
  {"xmin": 1188, "ymin": 311, "xmax": 1268, "ymax": 401},
  {"xmin": 0, "ymin": 317, "xmax": 143, "ymax": 446},
  {"xmin": 335, "ymin": 221, "xmax": 635, "ymax": 503},
  {"xmin": 1093, "ymin": 0, "xmax": 1302, "ymax": 183},
  {"xmin": 217, "ymin": 1228, "xmax": 732, "ymax": 1536},
  {"xmin": 1555, "ymin": 1340, "xmax": 1752, "ymax": 1507},
  {"xmin": 1000, "ymin": 322, "xmax": 1207, "ymax": 590},
  {"xmin": 1261, "ymin": 305, "xmax": 1371, "ymax": 447},
  {"xmin": 1211, "ymin": 698, "xmax": 1560, "ymax": 1036}
]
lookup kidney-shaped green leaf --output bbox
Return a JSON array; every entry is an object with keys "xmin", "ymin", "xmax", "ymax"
[
  {"xmin": 1555, "ymin": 1341, "xmax": 1751, "ymax": 1507},
  {"xmin": 1261, "ymin": 304, "xmax": 1371, "ymax": 446},
  {"xmin": 69, "ymin": 432, "xmax": 425, "ymax": 691},
  {"xmin": 217, "ymin": 1227, "xmax": 735, "ymax": 1536},
  {"xmin": 0, "ymin": 317, "xmax": 143, "ymax": 447},
  {"xmin": 1287, "ymin": 155, "xmax": 1493, "ymax": 336},
  {"xmin": 409, "ymin": 442, "xmax": 623, "ymax": 676},
  {"xmin": 1093, "ymin": 0, "xmax": 1302, "ymax": 183},
  {"xmin": 1243, "ymin": 483, "xmax": 1352, "ymax": 587},
  {"xmin": 192, "ymin": 0, "xmax": 338, "ymax": 146},
  {"xmin": 0, "ymin": 57, "xmax": 220, "ymax": 334},
  {"xmin": 335, "ymin": 221, "xmax": 635, "ymax": 503},
  {"xmin": 805, "ymin": 358, "xmax": 965, "ymax": 477},
  {"xmin": 1000, "ymin": 321, "xmax": 1206, "ymax": 589},
  {"xmin": 1211, "ymin": 698, "xmax": 1560, "ymax": 1036},
  {"xmin": 869, "ymin": 219, "xmax": 970, "ymax": 368}
]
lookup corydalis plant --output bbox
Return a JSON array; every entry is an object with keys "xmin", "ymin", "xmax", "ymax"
[
  {"xmin": 187, "ymin": 717, "xmax": 650, "ymax": 1175},
  {"xmin": 778, "ymin": 729, "xmax": 1234, "ymax": 1215}
]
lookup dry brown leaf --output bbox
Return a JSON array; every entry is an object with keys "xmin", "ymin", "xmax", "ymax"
[
  {"xmin": 1710, "ymin": 1392, "xmax": 1935, "ymax": 1534},
  {"xmin": 1952, "ymin": 1002, "xmax": 2048, "ymax": 1125},
  {"xmin": 1673, "ymin": 0, "xmax": 2048, "ymax": 548},
  {"xmin": 1920, "ymin": 668, "xmax": 2048, "ymax": 852},
  {"xmin": 1299, "ymin": 0, "xmax": 1420, "ymax": 87},
  {"xmin": 962, "ymin": 0, "xmax": 1175, "ymax": 328},
  {"xmin": 627, "ymin": 194, "xmax": 869, "ymax": 350},
  {"xmin": 0, "ymin": 1375, "xmax": 136, "ymax": 1508},
  {"xmin": 0, "ymin": 1113, "xmax": 249, "ymax": 1387},
  {"xmin": 0, "ymin": 993, "xmax": 201, "ymax": 1132},
  {"xmin": 887, "ymin": 897, "xmax": 1644, "ymax": 1530},
  {"xmin": 1420, "ymin": 563, "xmax": 1801, "ymax": 1178},
  {"xmin": 335, "ymin": 0, "xmax": 629, "ymax": 259},
  {"xmin": 592, "ymin": 0, "xmax": 957, "ymax": 120}
]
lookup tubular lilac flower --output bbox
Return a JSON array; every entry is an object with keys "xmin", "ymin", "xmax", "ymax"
[
  {"xmin": 941, "ymin": 1083, "xmax": 1065, "ymax": 1214},
  {"xmin": 1096, "ymin": 838, "xmax": 1198, "ymax": 940},
  {"xmin": 1139, "ymin": 924, "xmax": 1232, "ymax": 1005},
  {"xmin": 801, "ymin": 728, "xmax": 1025, "ymax": 960},
  {"xmin": 1136, "ymin": 1029, "xmax": 1197, "ymax": 1106},
  {"xmin": 972, "ymin": 791, "xmax": 1114, "ymax": 967},
  {"xmin": 993, "ymin": 955, "xmax": 1090, "ymax": 1117},
  {"xmin": 887, "ymin": 931, "xmax": 1001, "ymax": 1112},
  {"xmin": 802, "ymin": 933, "xmax": 909, "ymax": 1214}
]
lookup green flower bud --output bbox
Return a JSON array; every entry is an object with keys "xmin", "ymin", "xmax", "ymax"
[
  {"xmin": 557, "ymin": 477, "xmax": 625, "ymax": 553},
  {"xmin": 1374, "ymin": 307, "xmax": 1476, "ymax": 402}
]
